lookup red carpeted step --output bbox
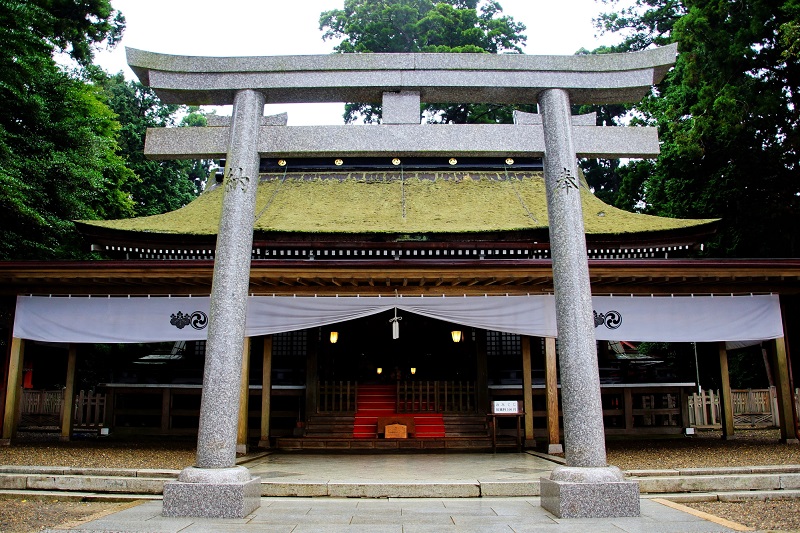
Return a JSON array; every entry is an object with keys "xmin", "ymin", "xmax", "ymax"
[
  {"xmin": 353, "ymin": 385, "xmax": 396, "ymax": 438},
  {"xmin": 353, "ymin": 385, "xmax": 447, "ymax": 438},
  {"xmin": 413, "ymin": 413, "xmax": 446, "ymax": 438}
]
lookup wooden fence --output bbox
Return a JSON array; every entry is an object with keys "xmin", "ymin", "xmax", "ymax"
[
  {"xmin": 19, "ymin": 389, "xmax": 63, "ymax": 427},
  {"xmin": 317, "ymin": 381, "xmax": 357, "ymax": 413},
  {"xmin": 687, "ymin": 387, "xmax": 781, "ymax": 428},
  {"xmin": 73, "ymin": 390, "xmax": 106, "ymax": 429},
  {"xmin": 397, "ymin": 381, "xmax": 477, "ymax": 413},
  {"xmin": 18, "ymin": 389, "xmax": 106, "ymax": 430}
]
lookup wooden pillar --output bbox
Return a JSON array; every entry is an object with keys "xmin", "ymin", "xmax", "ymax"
[
  {"xmin": 623, "ymin": 387, "xmax": 634, "ymax": 432},
  {"xmin": 160, "ymin": 388, "xmax": 170, "ymax": 433},
  {"xmin": 60, "ymin": 344, "xmax": 77, "ymax": 442},
  {"xmin": 236, "ymin": 337, "xmax": 251, "ymax": 454},
  {"xmin": 258, "ymin": 335, "xmax": 273, "ymax": 448},
  {"xmin": 544, "ymin": 337, "xmax": 562, "ymax": 454},
  {"xmin": 475, "ymin": 329, "xmax": 488, "ymax": 413},
  {"xmin": 305, "ymin": 334, "xmax": 319, "ymax": 420},
  {"xmin": 718, "ymin": 342, "xmax": 735, "ymax": 439},
  {"xmin": 1, "ymin": 338, "xmax": 25, "ymax": 443},
  {"xmin": 521, "ymin": 336, "xmax": 535, "ymax": 447},
  {"xmin": 772, "ymin": 337, "xmax": 799, "ymax": 443}
]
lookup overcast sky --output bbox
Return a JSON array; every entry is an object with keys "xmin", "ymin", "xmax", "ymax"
[{"xmin": 94, "ymin": 0, "xmax": 622, "ymax": 124}]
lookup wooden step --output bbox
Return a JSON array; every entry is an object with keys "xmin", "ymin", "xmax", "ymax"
[{"xmin": 274, "ymin": 436, "xmax": 517, "ymax": 452}]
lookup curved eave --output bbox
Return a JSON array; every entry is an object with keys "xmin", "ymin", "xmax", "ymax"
[
  {"xmin": 126, "ymin": 45, "xmax": 678, "ymax": 106},
  {"xmin": 77, "ymin": 172, "xmax": 717, "ymax": 246}
]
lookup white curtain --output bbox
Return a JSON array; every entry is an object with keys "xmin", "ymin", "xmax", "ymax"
[{"xmin": 13, "ymin": 293, "xmax": 782, "ymax": 344}]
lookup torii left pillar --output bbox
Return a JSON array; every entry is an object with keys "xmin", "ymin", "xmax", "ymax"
[{"xmin": 162, "ymin": 89, "xmax": 264, "ymax": 519}]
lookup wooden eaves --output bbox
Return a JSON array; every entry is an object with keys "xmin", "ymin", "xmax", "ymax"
[{"xmin": 2, "ymin": 258, "xmax": 800, "ymax": 297}]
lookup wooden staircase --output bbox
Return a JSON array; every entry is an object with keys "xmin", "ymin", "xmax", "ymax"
[
  {"xmin": 275, "ymin": 385, "xmax": 502, "ymax": 451},
  {"xmin": 354, "ymin": 385, "xmax": 446, "ymax": 438}
]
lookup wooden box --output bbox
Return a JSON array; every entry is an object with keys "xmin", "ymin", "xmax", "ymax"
[{"xmin": 384, "ymin": 423, "xmax": 408, "ymax": 439}]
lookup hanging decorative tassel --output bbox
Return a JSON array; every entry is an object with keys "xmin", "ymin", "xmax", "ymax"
[{"xmin": 390, "ymin": 307, "xmax": 402, "ymax": 339}]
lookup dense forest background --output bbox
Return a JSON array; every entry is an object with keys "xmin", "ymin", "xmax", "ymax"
[
  {"xmin": 2, "ymin": 0, "xmax": 797, "ymax": 261},
  {"xmin": 0, "ymin": 0, "xmax": 208, "ymax": 260}
]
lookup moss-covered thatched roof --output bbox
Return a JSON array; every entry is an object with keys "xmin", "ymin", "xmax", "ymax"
[{"xmin": 80, "ymin": 171, "xmax": 716, "ymax": 236}]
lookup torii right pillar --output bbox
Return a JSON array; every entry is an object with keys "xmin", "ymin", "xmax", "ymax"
[{"xmin": 539, "ymin": 88, "xmax": 640, "ymax": 518}]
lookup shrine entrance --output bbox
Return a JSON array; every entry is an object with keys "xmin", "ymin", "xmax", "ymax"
[{"xmin": 316, "ymin": 310, "xmax": 477, "ymax": 384}]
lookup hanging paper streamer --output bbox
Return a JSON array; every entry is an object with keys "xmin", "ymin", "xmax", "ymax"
[{"xmin": 390, "ymin": 307, "xmax": 402, "ymax": 339}]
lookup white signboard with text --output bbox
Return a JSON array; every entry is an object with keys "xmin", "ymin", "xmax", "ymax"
[{"xmin": 492, "ymin": 401, "xmax": 520, "ymax": 414}]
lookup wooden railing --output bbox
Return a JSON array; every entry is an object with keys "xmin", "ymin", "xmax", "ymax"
[
  {"xmin": 687, "ymin": 387, "xmax": 779, "ymax": 427},
  {"xmin": 19, "ymin": 389, "xmax": 63, "ymax": 427},
  {"xmin": 19, "ymin": 389, "xmax": 108, "ymax": 431},
  {"xmin": 317, "ymin": 380, "xmax": 357, "ymax": 413},
  {"xmin": 397, "ymin": 381, "xmax": 476, "ymax": 413},
  {"xmin": 73, "ymin": 390, "xmax": 106, "ymax": 429}
]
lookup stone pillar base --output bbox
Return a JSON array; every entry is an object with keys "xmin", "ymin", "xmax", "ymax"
[
  {"xmin": 547, "ymin": 444, "xmax": 564, "ymax": 455},
  {"xmin": 540, "ymin": 466, "xmax": 639, "ymax": 518},
  {"xmin": 258, "ymin": 438, "xmax": 271, "ymax": 449},
  {"xmin": 163, "ymin": 466, "xmax": 261, "ymax": 518}
]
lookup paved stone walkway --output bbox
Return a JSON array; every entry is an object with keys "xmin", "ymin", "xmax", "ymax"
[
  {"xmin": 45, "ymin": 497, "xmax": 745, "ymax": 532},
  {"xmin": 39, "ymin": 453, "xmax": 750, "ymax": 532},
  {"xmin": 246, "ymin": 452, "xmax": 554, "ymax": 497}
]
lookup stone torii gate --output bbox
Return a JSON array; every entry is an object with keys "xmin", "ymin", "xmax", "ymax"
[{"xmin": 127, "ymin": 44, "xmax": 678, "ymax": 519}]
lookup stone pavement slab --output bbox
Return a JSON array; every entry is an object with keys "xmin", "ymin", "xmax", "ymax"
[
  {"xmin": 44, "ymin": 496, "xmax": 744, "ymax": 533},
  {"xmin": 249, "ymin": 451, "xmax": 552, "ymax": 496}
]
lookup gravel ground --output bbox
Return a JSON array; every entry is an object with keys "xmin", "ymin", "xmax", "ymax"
[
  {"xmin": 0, "ymin": 498, "xmax": 133, "ymax": 533},
  {"xmin": 1, "ymin": 428, "xmax": 799, "ymax": 532},
  {"xmin": 684, "ymin": 500, "xmax": 800, "ymax": 532}
]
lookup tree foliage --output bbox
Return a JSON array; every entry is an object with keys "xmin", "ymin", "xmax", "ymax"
[
  {"xmin": 590, "ymin": 0, "xmax": 800, "ymax": 257},
  {"xmin": 320, "ymin": 0, "xmax": 527, "ymax": 123},
  {"xmin": 98, "ymin": 73, "xmax": 209, "ymax": 217},
  {"xmin": 0, "ymin": 0, "xmax": 135, "ymax": 260},
  {"xmin": 0, "ymin": 1, "xmax": 206, "ymax": 259}
]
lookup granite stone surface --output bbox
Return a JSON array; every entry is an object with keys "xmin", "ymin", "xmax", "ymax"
[
  {"xmin": 327, "ymin": 481, "xmax": 480, "ymax": 498},
  {"xmin": 178, "ymin": 466, "xmax": 251, "ymax": 483},
  {"xmin": 540, "ymin": 88, "xmax": 607, "ymax": 469},
  {"xmin": 126, "ymin": 45, "xmax": 678, "ymax": 106},
  {"xmin": 195, "ymin": 89, "xmax": 264, "ymax": 471},
  {"xmin": 144, "ymin": 123, "xmax": 661, "ymax": 160},
  {"xmin": 479, "ymin": 480, "xmax": 540, "ymax": 496},
  {"xmin": 171, "ymin": 89, "xmax": 265, "ymax": 518},
  {"xmin": 206, "ymin": 113, "xmax": 288, "ymax": 127},
  {"xmin": 162, "ymin": 476, "xmax": 262, "ymax": 518},
  {"xmin": 636, "ymin": 474, "xmax": 781, "ymax": 493},
  {"xmin": 382, "ymin": 91, "xmax": 421, "ymax": 124},
  {"xmin": 550, "ymin": 466, "xmax": 626, "ymax": 483},
  {"xmin": 540, "ymin": 476, "xmax": 641, "ymax": 518}
]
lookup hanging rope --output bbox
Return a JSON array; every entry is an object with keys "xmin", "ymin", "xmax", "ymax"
[
  {"xmin": 253, "ymin": 163, "xmax": 289, "ymax": 224},
  {"xmin": 389, "ymin": 304, "xmax": 402, "ymax": 339},
  {"xmin": 504, "ymin": 165, "xmax": 540, "ymax": 224}
]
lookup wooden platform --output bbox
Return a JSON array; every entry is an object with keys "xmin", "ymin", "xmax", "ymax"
[
  {"xmin": 274, "ymin": 412, "xmax": 523, "ymax": 452},
  {"xmin": 274, "ymin": 435, "xmax": 521, "ymax": 452}
]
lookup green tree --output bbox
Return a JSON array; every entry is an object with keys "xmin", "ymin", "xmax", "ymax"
[
  {"xmin": 97, "ymin": 73, "xmax": 208, "ymax": 216},
  {"xmin": 320, "ymin": 0, "xmax": 527, "ymax": 123},
  {"xmin": 592, "ymin": 0, "xmax": 800, "ymax": 257},
  {"xmin": 0, "ymin": 0, "xmax": 135, "ymax": 259}
]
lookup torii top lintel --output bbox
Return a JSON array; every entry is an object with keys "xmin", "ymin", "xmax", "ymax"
[{"xmin": 126, "ymin": 45, "xmax": 677, "ymax": 107}]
